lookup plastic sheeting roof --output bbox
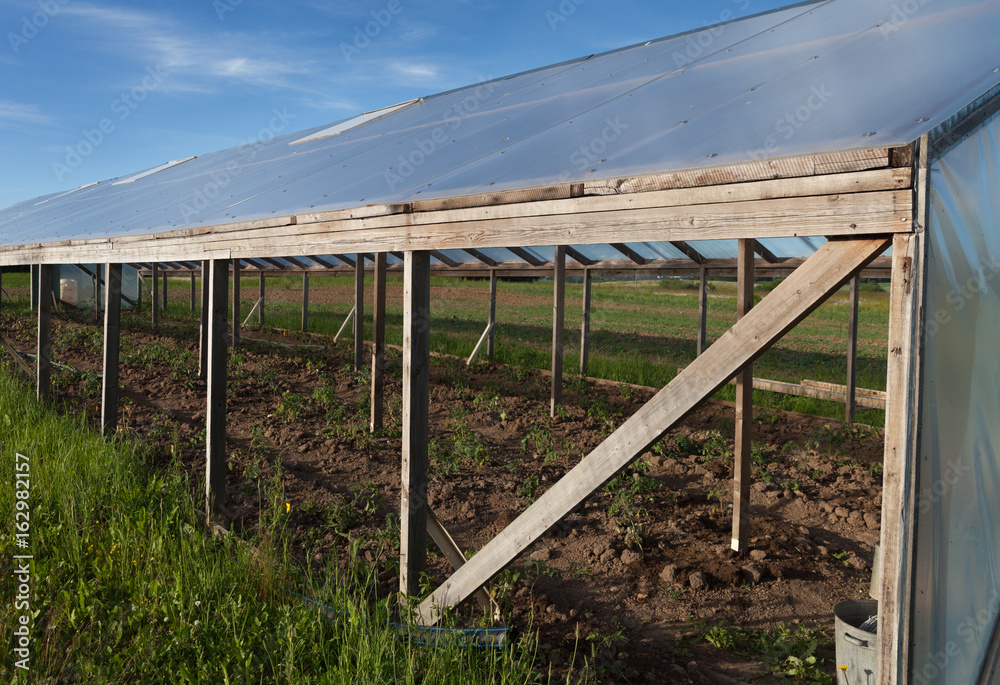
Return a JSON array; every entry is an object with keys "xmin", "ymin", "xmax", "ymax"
[{"xmin": 0, "ymin": 0, "xmax": 997, "ymax": 258}]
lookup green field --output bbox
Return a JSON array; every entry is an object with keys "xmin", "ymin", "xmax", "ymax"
[{"xmin": 1, "ymin": 270, "xmax": 890, "ymax": 424}]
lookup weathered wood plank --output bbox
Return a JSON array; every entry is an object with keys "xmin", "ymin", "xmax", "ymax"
[
  {"xmin": 232, "ymin": 261, "xmax": 241, "ymax": 348},
  {"xmin": 101, "ymin": 263, "xmax": 122, "ymax": 437},
  {"xmin": 401, "ymin": 251, "xmax": 431, "ymax": 597},
  {"xmin": 846, "ymin": 276, "xmax": 859, "ymax": 424},
  {"xmin": 354, "ymin": 255, "xmax": 365, "ymax": 372},
  {"xmin": 801, "ymin": 379, "xmax": 885, "ymax": 400},
  {"xmin": 415, "ymin": 236, "xmax": 891, "ymax": 624},
  {"xmin": 258, "ymin": 272, "xmax": 265, "ymax": 326},
  {"xmin": 425, "ymin": 508, "xmax": 493, "ymax": 612},
  {"xmin": 551, "ymin": 246, "xmax": 566, "ymax": 417},
  {"xmin": 0, "ymin": 334, "xmax": 33, "ymax": 379},
  {"xmin": 487, "ymin": 269, "xmax": 497, "ymax": 360},
  {"xmin": 301, "ymin": 272, "xmax": 309, "ymax": 332},
  {"xmin": 151, "ymin": 262, "xmax": 159, "ymax": 331},
  {"xmin": 466, "ymin": 322, "xmax": 494, "ymax": 367},
  {"xmin": 370, "ymin": 253, "xmax": 387, "ymax": 433},
  {"xmin": 36, "ymin": 265, "xmax": 53, "ymax": 401},
  {"xmin": 697, "ymin": 267, "xmax": 708, "ymax": 356},
  {"xmin": 199, "ymin": 261, "xmax": 209, "ymax": 379},
  {"xmin": 205, "ymin": 259, "xmax": 230, "ymax": 525},
  {"xmin": 580, "ymin": 268, "xmax": 592, "ymax": 375},
  {"xmin": 732, "ymin": 239, "xmax": 754, "ymax": 552}
]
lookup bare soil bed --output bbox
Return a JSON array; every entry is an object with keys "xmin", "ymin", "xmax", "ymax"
[{"xmin": 2, "ymin": 305, "xmax": 884, "ymax": 683}]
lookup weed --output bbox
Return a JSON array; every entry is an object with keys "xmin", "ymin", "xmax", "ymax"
[
  {"xmin": 273, "ymin": 391, "xmax": 305, "ymax": 423},
  {"xmin": 674, "ymin": 434, "xmax": 699, "ymax": 454},
  {"xmin": 518, "ymin": 474, "xmax": 541, "ymax": 505}
]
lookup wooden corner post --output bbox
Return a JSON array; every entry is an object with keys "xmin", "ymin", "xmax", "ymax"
[
  {"xmin": 36, "ymin": 264, "xmax": 53, "ymax": 401},
  {"xmin": 354, "ymin": 254, "xmax": 365, "ymax": 372},
  {"xmin": 199, "ymin": 261, "xmax": 209, "ymax": 380},
  {"xmin": 551, "ymin": 246, "xmax": 566, "ymax": 417},
  {"xmin": 232, "ymin": 261, "xmax": 241, "ymax": 348},
  {"xmin": 401, "ymin": 251, "xmax": 431, "ymax": 597},
  {"xmin": 370, "ymin": 253, "xmax": 387, "ymax": 433},
  {"xmin": 205, "ymin": 258, "xmax": 230, "ymax": 524},
  {"xmin": 732, "ymin": 240, "xmax": 755, "ymax": 552},
  {"xmin": 101, "ymin": 263, "xmax": 123, "ymax": 436}
]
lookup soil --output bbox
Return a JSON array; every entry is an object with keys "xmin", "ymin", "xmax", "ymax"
[{"xmin": 1, "ymin": 304, "xmax": 885, "ymax": 684}]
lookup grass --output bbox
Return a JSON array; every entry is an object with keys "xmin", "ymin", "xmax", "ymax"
[
  {"xmin": 0, "ymin": 364, "xmax": 545, "ymax": 683},
  {"xmin": 56, "ymin": 270, "xmax": 887, "ymax": 425}
]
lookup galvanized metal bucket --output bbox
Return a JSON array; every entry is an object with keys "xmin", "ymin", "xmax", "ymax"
[{"xmin": 834, "ymin": 599, "xmax": 877, "ymax": 685}]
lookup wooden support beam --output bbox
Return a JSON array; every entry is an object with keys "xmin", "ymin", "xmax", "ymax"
[
  {"xmin": 232, "ymin": 261, "xmax": 241, "ymax": 348},
  {"xmin": 151, "ymin": 262, "xmax": 159, "ymax": 331},
  {"xmin": 611, "ymin": 243, "xmax": 649, "ymax": 265},
  {"xmin": 876, "ymin": 221, "xmax": 923, "ymax": 682},
  {"xmin": 301, "ymin": 271, "xmax": 309, "ymax": 332},
  {"xmin": 241, "ymin": 299, "xmax": 262, "ymax": 328},
  {"xmin": 205, "ymin": 258, "xmax": 230, "ymax": 525},
  {"xmin": 335, "ymin": 306, "xmax": 356, "ymax": 343},
  {"xmin": 370, "ymin": 253, "xmax": 387, "ymax": 433},
  {"xmin": 464, "ymin": 248, "xmax": 498, "ymax": 266},
  {"xmin": 400, "ymin": 251, "xmax": 431, "ymax": 597},
  {"xmin": 508, "ymin": 246, "xmax": 546, "ymax": 267},
  {"xmin": 565, "ymin": 246, "xmax": 595, "ymax": 266},
  {"xmin": 0, "ymin": 334, "xmax": 33, "ymax": 378},
  {"xmin": 258, "ymin": 272, "xmax": 265, "ymax": 326},
  {"xmin": 162, "ymin": 268, "xmax": 168, "ymax": 309},
  {"xmin": 36, "ymin": 264, "xmax": 53, "ymax": 401},
  {"xmin": 190, "ymin": 271, "xmax": 196, "ymax": 312},
  {"xmin": 425, "ymin": 509, "xmax": 493, "ymax": 612},
  {"xmin": 551, "ymin": 246, "xmax": 566, "ymax": 417},
  {"xmin": 336, "ymin": 254, "xmax": 356, "ymax": 268},
  {"xmin": 487, "ymin": 269, "xmax": 497, "ymax": 361},
  {"xmin": 199, "ymin": 261, "xmax": 209, "ymax": 380},
  {"xmin": 414, "ymin": 236, "xmax": 890, "ymax": 624},
  {"xmin": 697, "ymin": 267, "xmax": 709, "ymax": 357},
  {"xmin": 30, "ymin": 264, "xmax": 36, "ymax": 311},
  {"xmin": 101, "ymin": 264, "xmax": 122, "ymax": 437},
  {"xmin": 580, "ymin": 268, "xmax": 592, "ymax": 375},
  {"xmin": 732, "ymin": 239, "xmax": 755, "ymax": 552},
  {"xmin": 753, "ymin": 242, "xmax": 781, "ymax": 264},
  {"xmin": 671, "ymin": 241, "xmax": 706, "ymax": 265},
  {"xmin": 430, "ymin": 250, "xmax": 460, "ymax": 268},
  {"xmin": 283, "ymin": 255, "xmax": 311, "ymax": 270},
  {"xmin": 846, "ymin": 276, "xmax": 860, "ymax": 424},
  {"xmin": 354, "ymin": 254, "xmax": 365, "ymax": 372},
  {"xmin": 308, "ymin": 255, "xmax": 338, "ymax": 269},
  {"xmin": 466, "ymin": 322, "xmax": 494, "ymax": 367}
]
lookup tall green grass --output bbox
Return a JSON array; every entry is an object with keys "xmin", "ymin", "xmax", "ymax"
[{"xmin": 0, "ymin": 367, "xmax": 543, "ymax": 683}]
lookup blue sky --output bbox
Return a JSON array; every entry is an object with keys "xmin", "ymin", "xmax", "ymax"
[{"xmin": 0, "ymin": 0, "xmax": 789, "ymax": 209}]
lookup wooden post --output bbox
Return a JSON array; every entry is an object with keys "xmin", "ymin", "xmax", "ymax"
[
  {"xmin": 580, "ymin": 268, "xmax": 592, "ymax": 375},
  {"xmin": 190, "ymin": 271, "xmax": 196, "ymax": 313},
  {"xmin": 301, "ymin": 271, "xmax": 309, "ymax": 332},
  {"xmin": 370, "ymin": 253, "xmax": 387, "ymax": 433},
  {"xmin": 487, "ymin": 269, "xmax": 497, "ymax": 360},
  {"xmin": 258, "ymin": 272, "xmax": 265, "ymax": 326},
  {"xmin": 846, "ymin": 276, "xmax": 860, "ymax": 424},
  {"xmin": 101, "ymin": 264, "xmax": 122, "ymax": 437},
  {"xmin": 698, "ymin": 266, "xmax": 709, "ymax": 356},
  {"xmin": 30, "ymin": 264, "xmax": 37, "ymax": 311},
  {"xmin": 232, "ymin": 262, "xmax": 241, "ymax": 348},
  {"xmin": 415, "ymin": 237, "xmax": 891, "ymax": 624},
  {"xmin": 36, "ymin": 265, "xmax": 53, "ymax": 401},
  {"xmin": 0, "ymin": 265, "xmax": 3, "ymax": 316},
  {"xmin": 400, "ymin": 251, "xmax": 430, "ymax": 597},
  {"xmin": 732, "ymin": 239, "xmax": 755, "ymax": 552},
  {"xmin": 551, "ymin": 246, "xmax": 566, "ymax": 417},
  {"xmin": 94, "ymin": 264, "xmax": 101, "ymax": 314},
  {"xmin": 151, "ymin": 263, "xmax": 159, "ymax": 331},
  {"xmin": 199, "ymin": 261, "xmax": 209, "ymax": 380},
  {"xmin": 354, "ymin": 254, "xmax": 365, "ymax": 372},
  {"xmin": 205, "ymin": 258, "xmax": 229, "ymax": 524},
  {"xmin": 162, "ymin": 269, "xmax": 168, "ymax": 311}
]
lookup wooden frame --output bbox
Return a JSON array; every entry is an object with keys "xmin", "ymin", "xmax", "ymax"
[
  {"xmin": 846, "ymin": 276, "xmax": 860, "ymax": 423},
  {"xmin": 354, "ymin": 255, "xmax": 365, "ymax": 371},
  {"xmin": 550, "ymin": 246, "xmax": 566, "ymax": 417},
  {"xmin": 731, "ymin": 239, "xmax": 754, "ymax": 552},
  {"xmin": 370, "ymin": 253, "xmax": 387, "ymax": 433},
  {"xmin": 415, "ymin": 236, "xmax": 891, "ymax": 623},
  {"xmin": 36, "ymin": 264, "xmax": 53, "ymax": 401},
  {"xmin": 232, "ymin": 261, "xmax": 241, "ymax": 348},
  {"xmin": 205, "ymin": 259, "xmax": 230, "ymax": 524},
  {"xmin": 199, "ymin": 261, "xmax": 209, "ymax": 380},
  {"xmin": 580, "ymin": 268, "xmax": 592, "ymax": 375}
]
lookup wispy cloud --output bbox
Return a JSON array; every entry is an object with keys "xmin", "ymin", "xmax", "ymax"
[{"xmin": 0, "ymin": 100, "xmax": 54, "ymax": 129}]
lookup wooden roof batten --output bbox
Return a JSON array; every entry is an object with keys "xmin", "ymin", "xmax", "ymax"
[{"xmin": 0, "ymin": 148, "xmax": 914, "ymax": 268}]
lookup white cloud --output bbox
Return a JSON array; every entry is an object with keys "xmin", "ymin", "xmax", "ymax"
[
  {"xmin": 0, "ymin": 101, "xmax": 54, "ymax": 128},
  {"xmin": 390, "ymin": 62, "xmax": 441, "ymax": 81}
]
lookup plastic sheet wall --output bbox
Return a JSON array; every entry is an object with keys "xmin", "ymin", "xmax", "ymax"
[{"xmin": 911, "ymin": 110, "xmax": 1000, "ymax": 683}]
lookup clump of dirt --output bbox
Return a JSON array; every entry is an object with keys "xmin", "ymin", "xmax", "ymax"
[{"xmin": 2, "ymin": 306, "xmax": 884, "ymax": 682}]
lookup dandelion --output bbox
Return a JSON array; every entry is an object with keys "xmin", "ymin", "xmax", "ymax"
[
  {"xmin": 286, "ymin": 502, "xmax": 291, "ymax": 513},
  {"xmin": 195, "ymin": 600, "xmax": 201, "ymax": 607}
]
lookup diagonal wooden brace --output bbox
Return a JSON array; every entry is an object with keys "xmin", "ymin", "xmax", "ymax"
[
  {"xmin": 0, "ymin": 333, "xmax": 34, "ymax": 379},
  {"xmin": 416, "ymin": 236, "xmax": 891, "ymax": 624},
  {"xmin": 426, "ymin": 508, "xmax": 497, "ymax": 615}
]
